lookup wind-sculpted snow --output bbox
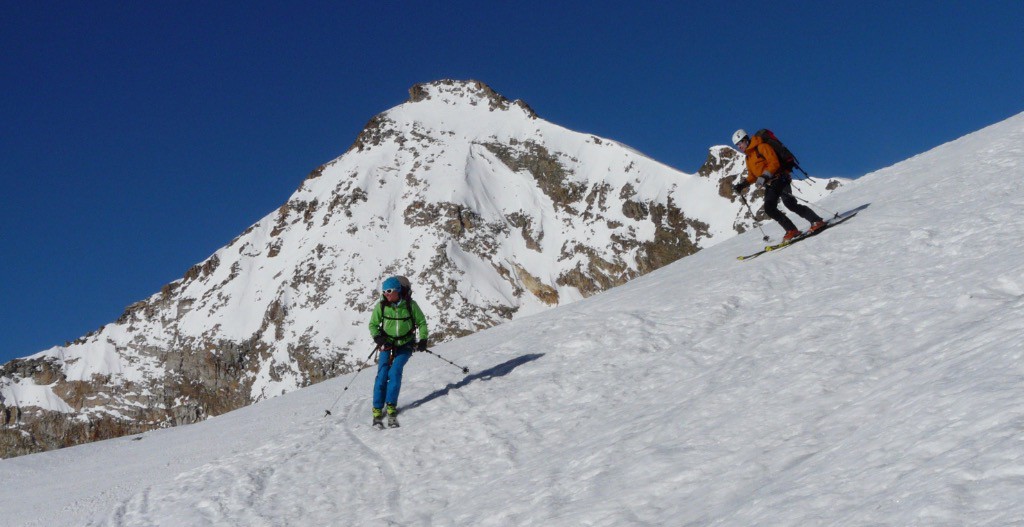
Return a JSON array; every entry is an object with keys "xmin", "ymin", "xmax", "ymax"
[
  {"xmin": 2, "ymin": 112, "xmax": 1023, "ymax": 526},
  {"xmin": 0, "ymin": 80, "xmax": 838, "ymax": 458}
]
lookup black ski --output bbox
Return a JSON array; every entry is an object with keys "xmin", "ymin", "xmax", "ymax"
[{"xmin": 737, "ymin": 212, "xmax": 858, "ymax": 261}]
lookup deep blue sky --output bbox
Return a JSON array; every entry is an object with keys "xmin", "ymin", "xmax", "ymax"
[{"xmin": 3, "ymin": 1, "xmax": 1022, "ymax": 364}]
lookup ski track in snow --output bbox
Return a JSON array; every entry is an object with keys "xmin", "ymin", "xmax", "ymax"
[
  {"xmin": 4, "ymin": 113, "xmax": 1024, "ymax": 526},
  {"xmin": 95, "ymin": 390, "xmax": 410, "ymax": 526}
]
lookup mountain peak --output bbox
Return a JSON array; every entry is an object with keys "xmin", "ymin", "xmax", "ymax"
[{"xmin": 407, "ymin": 79, "xmax": 537, "ymax": 118}]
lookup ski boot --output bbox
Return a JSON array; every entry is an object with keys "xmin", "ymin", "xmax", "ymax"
[
  {"xmin": 372, "ymin": 407, "xmax": 384, "ymax": 429},
  {"xmin": 386, "ymin": 404, "xmax": 400, "ymax": 428}
]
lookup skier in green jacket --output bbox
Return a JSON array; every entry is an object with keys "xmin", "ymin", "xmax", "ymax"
[{"xmin": 368, "ymin": 276, "xmax": 428, "ymax": 427}]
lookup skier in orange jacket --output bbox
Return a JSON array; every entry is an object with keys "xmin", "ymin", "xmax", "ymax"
[{"xmin": 731, "ymin": 129, "xmax": 825, "ymax": 241}]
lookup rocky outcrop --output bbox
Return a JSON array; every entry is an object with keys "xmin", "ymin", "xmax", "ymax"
[
  {"xmin": 408, "ymin": 79, "xmax": 538, "ymax": 118},
  {"xmin": 482, "ymin": 140, "xmax": 587, "ymax": 211},
  {"xmin": 515, "ymin": 265, "xmax": 559, "ymax": 305}
]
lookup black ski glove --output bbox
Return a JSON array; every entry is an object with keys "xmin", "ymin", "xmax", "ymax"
[
  {"xmin": 732, "ymin": 181, "xmax": 749, "ymax": 193},
  {"xmin": 417, "ymin": 339, "xmax": 428, "ymax": 352},
  {"xmin": 373, "ymin": 334, "xmax": 388, "ymax": 347}
]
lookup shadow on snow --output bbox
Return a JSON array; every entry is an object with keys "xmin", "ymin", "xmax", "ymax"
[
  {"xmin": 403, "ymin": 353, "xmax": 545, "ymax": 412},
  {"xmin": 841, "ymin": 203, "xmax": 871, "ymax": 217}
]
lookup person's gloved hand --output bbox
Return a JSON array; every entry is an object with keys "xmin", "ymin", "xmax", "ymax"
[
  {"xmin": 732, "ymin": 181, "xmax": 749, "ymax": 193},
  {"xmin": 417, "ymin": 339, "xmax": 428, "ymax": 352},
  {"xmin": 374, "ymin": 334, "xmax": 388, "ymax": 347}
]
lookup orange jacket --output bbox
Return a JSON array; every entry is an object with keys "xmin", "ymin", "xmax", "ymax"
[{"xmin": 742, "ymin": 135, "xmax": 782, "ymax": 184}]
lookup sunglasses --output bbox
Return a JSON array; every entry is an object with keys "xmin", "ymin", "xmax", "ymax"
[{"xmin": 382, "ymin": 288, "xmax": 401, "ymax": 294}]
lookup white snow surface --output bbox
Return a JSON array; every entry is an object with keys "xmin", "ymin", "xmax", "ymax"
[{"xmin": 3, "ymin": 112, "xmax": 1024, "ymax": 526}]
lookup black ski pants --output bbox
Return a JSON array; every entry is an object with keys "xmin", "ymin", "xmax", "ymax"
[{"xmin": 763, "ymin": 175, "xmax": 822, "ymax": 232}]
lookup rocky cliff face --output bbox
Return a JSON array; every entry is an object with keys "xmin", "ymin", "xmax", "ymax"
[{"xmin": 0, "ymin": 80, "xmax": 839, "ymax": 458}]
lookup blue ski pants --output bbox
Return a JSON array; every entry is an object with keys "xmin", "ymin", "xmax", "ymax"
[{"xmin": 373, "ymin": 347, "xmax": 412, "ymax": 409}]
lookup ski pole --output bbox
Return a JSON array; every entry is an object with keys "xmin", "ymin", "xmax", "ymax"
[
  {"xmin": 783, "ymin": 191, "xmax": 840, "ymax": 219},
  {"xmin": 784, "ymin": 163, "xmax": 811, "ymax": 191},
  {"xmin": 789, "ymin": 174, "xmax": 806, "ymax": 194},
  {"xmin": 324, "ymin": 345, "xmax": 380, "ymax": 417},
  {"xmin": 738, "ymin": 194, "xmax": 771, "ymax": 242},
  {"xmin": 422, "ymin": 348, "xmax": 470, "ymax": 374}
]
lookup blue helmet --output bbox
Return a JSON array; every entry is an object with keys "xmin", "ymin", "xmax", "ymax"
[{"xmin": 381, "ymin": 276, "xmax": 403, "ymax": 292}]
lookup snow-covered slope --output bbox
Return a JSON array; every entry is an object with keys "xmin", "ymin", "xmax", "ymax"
[
  {"xmin": 0, "ymin": 80, "xmax": 839, "ymax": 457},
  {"xmin": 3, "ymin": 113, "xmax": 1022, "ymax": 526}
]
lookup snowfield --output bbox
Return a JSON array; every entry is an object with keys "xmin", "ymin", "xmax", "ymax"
[{"xmin": 2, "ymin": 111, "xmax": 1024, "ymax": 526}]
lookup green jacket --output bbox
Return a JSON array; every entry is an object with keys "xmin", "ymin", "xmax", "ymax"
[{"xmin": 369, "ymin": 300, "xmax": 428, "ymax": 348}]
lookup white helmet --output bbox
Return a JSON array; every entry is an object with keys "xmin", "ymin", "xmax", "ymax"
[{"xmin": 731, "ymin": 129, "xmax": 749, "ymax": 146}]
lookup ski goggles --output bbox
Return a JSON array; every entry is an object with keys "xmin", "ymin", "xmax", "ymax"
[{"xmin": 382, "ymin": 288, "xmax": 401, "ymax": 294}]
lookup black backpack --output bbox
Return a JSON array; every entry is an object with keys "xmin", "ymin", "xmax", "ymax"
[{"xmin": 753, "ymin": 129, "xmax": 804, "ymax": 175}]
